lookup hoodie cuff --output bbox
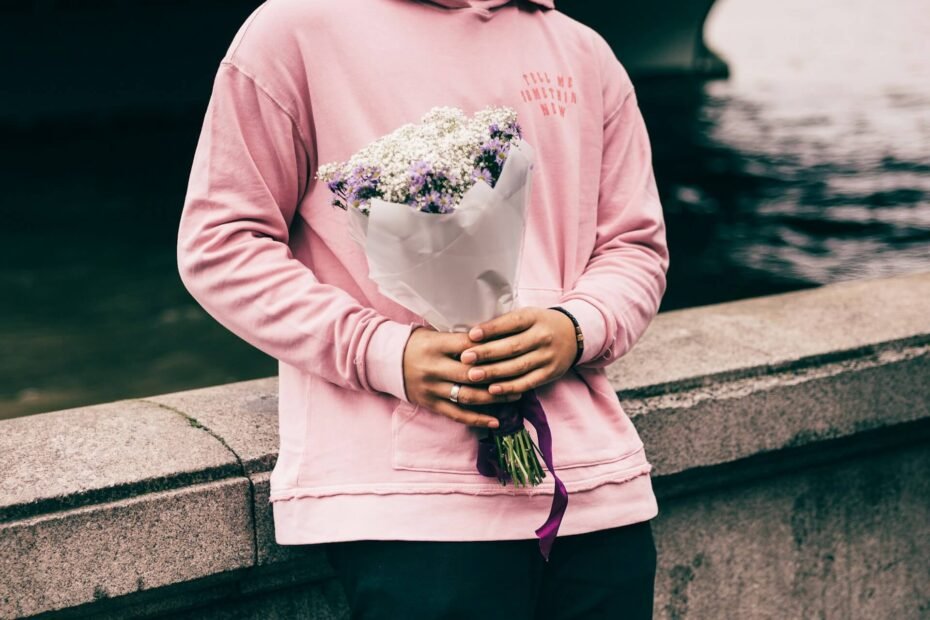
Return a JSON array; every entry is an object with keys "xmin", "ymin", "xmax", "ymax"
[
  {"xmin": 558, "ymin": 298, "xmax": 608, "ymax": 365},
  {"xmin": 364, "ymin": 320, "xmax": 418, "ymax": 403}
]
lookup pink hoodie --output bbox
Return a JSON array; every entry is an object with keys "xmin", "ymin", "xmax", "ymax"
[{"xmin": 177, "ymin": 0, "xmax": 670, "ymax": 545}]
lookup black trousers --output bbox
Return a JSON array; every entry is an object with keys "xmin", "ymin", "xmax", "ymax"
[{"xmin": 323, "ymin": 518, "xmax": 657, "ymax": 620}]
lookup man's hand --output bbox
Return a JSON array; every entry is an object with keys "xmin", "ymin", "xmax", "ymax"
[
  {"xmin": 460, "ymin": 307, "xmax": 578, "ymax": 395},
  {"xmin": 402, "ymin": 326, "xmax": 522, "ymax": 429}
]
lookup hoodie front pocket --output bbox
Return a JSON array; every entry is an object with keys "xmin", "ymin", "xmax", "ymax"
[
  {"xmin": 390, "ymin": 285, "xmax": 563, "ymax": 475},
  {"xmin": 391, "ymin": 285, "xmax": 645, "ymax": 475},
  {"xmin": 531, "ymin": 370, "xmax": 645, "ymax": 469},
  {"xmin": 392, "ymin": 400, "xmax": 483, "ymax": 474},
  {"xmin": 391, "ymin": 375, "xmax": 645, "ymax": 476}
]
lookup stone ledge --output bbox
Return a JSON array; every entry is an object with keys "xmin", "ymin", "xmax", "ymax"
[
  {"xmin": 612, "ymin": 270, "xmax": 930, "ymax": 395},
  {"xmin": 632, "ymin": 342, "xmax": 930, "ymax": 477},
  {"xmin": 0, "ymin": 478, "xmax": 254, "ymax": 619},
  {"xmin": 2, "ymin": 269, "xmax": 928, "ymax": 617},
  {"xmin": 144, "ymin": 377, "xmax": 279, "ymax": 476},
  {"xmin": 0, "ymin": 399, "xmax": 241, "ymax": 522}
]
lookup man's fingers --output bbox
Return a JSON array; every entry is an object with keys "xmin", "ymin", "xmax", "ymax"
[
  {"xmin": 488, "ymin": 367, "xmax": 551, "ymax": 395},
  {"xmin": 432, "ymin": 331, "xmax": 475, "ymax": 357},
  {"xmin": 428, "ymin": 399, "xmax": 501, "ymax": 428},
  {"xmin": 464, "ymin": 350, "xmax": 549, "ymax": 383},
  {"xmin": 460, "ymin": 327, "xmax": 547, "ymax": 365},
  {"xmin": 467, "ymin": 309, "xmax": 536, "ymax": 343},
  {"xmin": 427, "ymin": 359, "xmax": 472, "ymax": 385},
  {"xmin": 429, "ymin": 379, "xmax": 522, "ymax": 406}
]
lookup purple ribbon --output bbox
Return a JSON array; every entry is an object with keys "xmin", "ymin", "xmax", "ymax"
[{"xmin": 476, "ymin": 389, "xmax": 568, "ymax": 562}]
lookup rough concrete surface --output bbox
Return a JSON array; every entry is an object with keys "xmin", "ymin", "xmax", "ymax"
[
  {"xmin": 652, "ymin": 440, "xmax": 930, "ymax": 619},
  {"xmin": 250, "ymin": 471, "xmax": 333, "ymax": 568},
  {"xmin": 146, "ymin": 377, "xmax": 279, "ymax": 474},
  {"xmin": 633, "ymin": 344, "xmax": 930, "ymax": 477},
  {"xmin": 2, "ymin": 270, "xmax": 928, "ymax": 618},
  {"xmin": 612, "ymin": 270, "xmax": 930, "ymax": 393},
  {"xmin": 0, "ymin": 478, "xmax": 254, "ymax": 619},
  {"xmin": 0, "ymin": 398, "xmax": 239, "ymax": 521}
]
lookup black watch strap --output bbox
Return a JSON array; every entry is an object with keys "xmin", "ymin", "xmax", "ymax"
[{"xmin": 548, "ymin": 306, "xmax": 584, "ymax": 366}]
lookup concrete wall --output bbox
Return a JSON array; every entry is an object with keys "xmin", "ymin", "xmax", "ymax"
[{"xmin": 2, "ymin": 271, "xmax": 928, "ymax": 619}]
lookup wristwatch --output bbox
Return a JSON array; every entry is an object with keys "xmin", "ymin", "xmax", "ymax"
[{"xmin": 548, "ymin": 306, "xmax": 584, "ymax": 366}]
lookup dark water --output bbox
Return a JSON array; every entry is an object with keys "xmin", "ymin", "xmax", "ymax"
[
  {"xmin": 646, "ymin": 0, "xmax": 930, "ymax": 307},
  {"xmin": 2, "ymin": 0, "xmax": 928, "ymax": 419},
  {"xmin": 0, "ymin": 122, "xmax": 274, "ymax": 419}
]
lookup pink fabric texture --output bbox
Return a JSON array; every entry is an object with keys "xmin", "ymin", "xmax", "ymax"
[{"xmin": 177, "ymin": 0, "xmax": 670, "ymax": 545}]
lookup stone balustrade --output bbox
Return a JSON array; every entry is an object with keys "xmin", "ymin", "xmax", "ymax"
[{"xmin": 2, "ymin": 271, "xmax": 928, "ymax": 619}]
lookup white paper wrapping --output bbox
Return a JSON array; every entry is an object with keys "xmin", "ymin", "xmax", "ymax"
[{"xmin": 347, "ymin": 139, "xmax": 536, "ymax": 332}]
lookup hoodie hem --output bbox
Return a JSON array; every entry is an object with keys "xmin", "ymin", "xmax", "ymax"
[
  {"xmin": 270, "ymin": 458, "xmax": 651, "ymax": 501},
  {"xmin": 272, "ymin": 466, "xmax": 658, "ymax": 545}
]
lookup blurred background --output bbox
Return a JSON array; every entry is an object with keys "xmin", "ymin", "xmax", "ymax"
[{"xmin": 2, "ymin": 0, "xmax": 928, "ymax": 419}]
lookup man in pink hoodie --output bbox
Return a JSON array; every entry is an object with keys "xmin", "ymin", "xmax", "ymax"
[{"xmin": 177, "ymin": 0, "xmax": 670, "ymax": 617}]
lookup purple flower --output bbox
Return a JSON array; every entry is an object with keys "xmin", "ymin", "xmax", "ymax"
[
  {"xmin": 408, "ymin": 160, "xmax": 432, "ymax": 193},
  {"xmin": 340, "ymin": 164, "xmax": 384, "ymax": 211},
  {"xmin": 403, "ymin": 161, "xmax": 462, "ymax": 213},
  {"xmin": 489, "ymin": 120, "xmax": 522, "ymax": 141},
  {"xmin": 471, "ymin": 168, "xmax": 493, "ymax": 185}
]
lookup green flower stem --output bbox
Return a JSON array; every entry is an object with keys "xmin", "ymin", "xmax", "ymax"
[
  {"xmin": 514, "ymin": 445, "xmax": 531, "ymax": 487},
  {"xmin": 523, "ymin": 430, "xmax": 544, "ymax": 484},
  {"xmin": 509, "ymin": 434, "xmax": 520, "ymax": 485},
  {"xmin": 494, "ymin": 434, "xmax": 506, "ymax": 486},
  {"xmin": 523, "ymin": 432, "xmax": 543, "ymax": 483},
  {"xmin": 506, "ymin": 437, "xmax": 521, "ymax": 486},
  {"xmin": 491, "ymin": 426, "xmax": 547, "ymax": 488},
  {"xmin": 516, "ymin": 431, "xmax": 535, "ymax": 485}
]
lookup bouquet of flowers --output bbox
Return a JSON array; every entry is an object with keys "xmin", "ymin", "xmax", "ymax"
[{"xmin": 316, "ymin": 106, "xmax": 568, "ymax": 560}]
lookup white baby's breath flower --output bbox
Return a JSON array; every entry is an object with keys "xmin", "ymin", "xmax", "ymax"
[
  {"xmin": 316, "ymin": 162, "xmax": 341, "ymax": 183},
  {"xmin": 316, "ymin": 105, "xmax": 520, "ymax": 211}
]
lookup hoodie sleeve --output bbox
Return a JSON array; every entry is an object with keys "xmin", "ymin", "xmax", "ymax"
[
  {"xmin": 177, "ymin": 60, "xmax": 416, "ymax": 402},
  {"xmin": 557, "ymin": 32, "xmax": 671, "ymax": 368}
]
